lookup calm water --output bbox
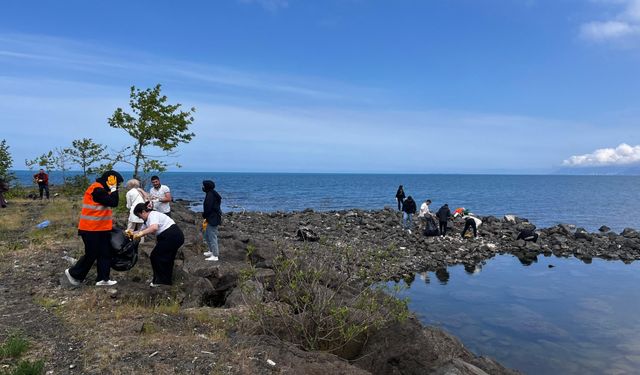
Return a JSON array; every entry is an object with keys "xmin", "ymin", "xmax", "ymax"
[
  {"xmin": 13, "ymin": 171, "xmax": 640, "ymax": 232},
  {"xmin": 393, "ymin": 255, "xmax": 640, "ymax": 375}
]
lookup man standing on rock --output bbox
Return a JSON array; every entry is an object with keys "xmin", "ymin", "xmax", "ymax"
[
  {"xmin": 402, "ymin": 196, "xmax": 417, "ymax": 233},
  {"xmin": 65, "ymin": 170, "xmax": 123, "ymax": 286},
  {"xmin": 436, "ymin": 203, "xmax": 451, "ymax": 236},
  {"xmin": 395, "ymin": 185, "xmax": 405, "ymax": 211},
  {"xmin": 202, "ymin": 180, "xmax": 222, "ymax": 261},
  {"xmin": 149, "ymin": 175, "xmax": 172, "ymax": 217}
]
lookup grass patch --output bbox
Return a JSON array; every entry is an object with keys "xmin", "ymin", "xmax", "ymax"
[
  {"xmin": 0, "ymin": 333, "xmax": 30, "ymax": 359},
  {"xmin": 2, "ymin": 360, "xmax": 45, "ymax": 375}
]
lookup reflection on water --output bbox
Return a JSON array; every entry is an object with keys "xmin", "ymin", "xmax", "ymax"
[{"xmin": 392, "ymin": 255, "xmax": 640, "ymax": 375}]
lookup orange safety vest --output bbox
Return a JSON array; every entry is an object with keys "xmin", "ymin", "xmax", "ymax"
[{"xmin": 78, "ymin": 182, "xmax": 113, "ymax": 231}]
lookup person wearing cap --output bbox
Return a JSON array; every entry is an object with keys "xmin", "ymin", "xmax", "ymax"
[
  {"xmin": 65, "ymin": 170, "xmax": 123, "ymax": 287},
  {"xmin": 201, "ymin": 180, "xmax": 222, "ymax": 261},
  {"xmin": 131, "ymin": 202, "xmax": 184, "ymax": 287}
]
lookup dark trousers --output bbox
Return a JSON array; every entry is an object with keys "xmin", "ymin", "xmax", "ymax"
[
  {"xmin": 397, "ymin": 199, "xmax": 402, "ymax": 211},
  {"xmin": 38, "ymin": 183, "xmax": 49, "ymax": 199},
  {"xmin": 151, "ymin": 225, "xmax": 184, "ymax": 285},
  {"xmin": 439, "ymin": 221, "xmax": 448, "ymax": 236},
  {"xmin": 69, "ymin": 231, "xmax": 112, "ymax": 282},
  {"xmin": 462, "ymin": 219, "xmax": 477, "ymax": 238}
]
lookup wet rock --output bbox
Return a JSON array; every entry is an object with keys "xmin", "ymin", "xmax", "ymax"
[
  {"xmin": 574, "ymin": 228, "xmax": 593, "ymax": 241},
  {"xmin": 621, "ymin": 228, "xmax": 639, "ymax": 239},
  {"xmin": 599, "ymin": 225, "xmax": 611, "ymax": 233}
]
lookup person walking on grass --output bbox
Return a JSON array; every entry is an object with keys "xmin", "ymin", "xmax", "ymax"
[
  {"xmin": 65, "ymin": 170, "xmax": 123, "ymax": 287},
  {"xmin": 132, "ymin": 202, "xmax": 184, "ymax": 287},
  {"xmin": 436, "ymin": 203, "xmax": 451, "ymax": 236},
  {"xmin": 33, "ymin": 169, "xmax": 49, "ymax": 200},
  {"xmin": 202, "ymin": 180, "xmax": 222, "ymax": 261},
  {"xmin": 395, "ymin": 185, "xmax": 405, "ymax": 211}
]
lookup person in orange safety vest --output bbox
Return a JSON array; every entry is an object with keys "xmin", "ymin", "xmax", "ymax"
[{"xmin": 65, "ymin": 170, "xmax": 123, "ymax": 286}]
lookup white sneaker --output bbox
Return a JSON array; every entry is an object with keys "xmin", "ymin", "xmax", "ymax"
[
  {"xmin": 407, "ymin": 230, "xmax": 412, "ymax": 234},
  {"xmin": 95, "ymin": 280, "xmax": 117, "ymax": 286},
  {"xmin": 65, "ymin": 269, "xmax": 81, "ymax": 286},
  {"xmin": 150, "ymin": 282, "xmax": 160, "ymax": 288},
  {"xmin": 205, "ymin": 255, "xmax": 219, "ymax": 261},
  {"xmin": 203, "ymin": 251, "xmax": 213, "ymax": 257}
]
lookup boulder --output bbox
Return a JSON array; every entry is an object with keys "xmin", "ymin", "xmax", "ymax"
[{"xmin": 297, "ymin": 226, "xmax": 320, "ymax": 242}]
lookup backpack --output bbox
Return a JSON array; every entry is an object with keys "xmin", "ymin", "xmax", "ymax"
[
  {"xmin": 423, "ymin": 216, "xmax": 439, "ymax": 237},
  {"xmin": 110, "ymin": 227, "xmax": 139, "ymax": 271}
]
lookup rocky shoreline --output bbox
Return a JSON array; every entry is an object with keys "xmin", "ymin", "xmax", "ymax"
[{"xmin": 155, "ymin": 202, "xmax": 640, "ymax": 374}]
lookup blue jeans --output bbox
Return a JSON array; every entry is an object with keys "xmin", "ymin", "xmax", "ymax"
[
  {"xmin": 403, "ymin": 213, "xmax": 413, "ymax": 229},
  {"xmin": 205, "ymin": 224, "xmax": 219, "ymax": 257}
]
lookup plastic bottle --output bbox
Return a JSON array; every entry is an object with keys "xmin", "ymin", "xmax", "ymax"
[{"xmin": 36, "ymin": 220, "xmax": 50, "ymax": 229}]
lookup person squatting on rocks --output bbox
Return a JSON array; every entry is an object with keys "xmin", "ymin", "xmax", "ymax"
[
  {"xmin": 202, "ymin": 180, "xmax": 222, "ymax": 261},
  {"xmin": 33, "ymin": 168, "xmax": 49, "ymax": 200},
  {"xmin": 395, "ymin": 185, "xmax": 405, "ymax": 211},
  {"xmin": 125, "ymin": 179, "xmax": 149, "ymax": 243},
  {"xmin": 517, "ymin": 228, "xmax": 539, "ymax": 243},
  {"xmin": 402, "ymin": 196, "xmax": 417, "ymax": 232},
  {"xmin": 65, "ymin": 170, "xmax": 123, "ymax": 287},
  {"xmin": 149, "ymin": 175, "xmax": 172, "ymax": 217},
  {"xmin": 132, "ymin": 202, "xmax": 184, "ymax": 287},
  {"xmin": 436, "ymin": 203, "xmax": 451, "ymax": 236},
  {"xmin": 460, "ymin": 214, "xmax": 482, "ymax": 239}
]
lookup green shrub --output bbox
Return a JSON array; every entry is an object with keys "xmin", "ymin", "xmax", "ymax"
[
  {"xmin": 0, "ymin": 333, "xmax": 30, "ymax": 359},
  {"xmin": 242, "ymin": 245, "xmax": 408, "ymax": 357},
  {"xmin": 4, "ymin": 360, "xmax": 45, "ymax": 375}
]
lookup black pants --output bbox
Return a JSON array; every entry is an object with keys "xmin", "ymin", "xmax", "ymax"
[
  {"xmin": 69, "ymin": 231, "xmax": 112, "ymax": 282},
  {"xmin": 151, "ymin": 224, "xmax": 184, "ymax": 285},
  {"xmin": 38, "ymin": 183, "xmax": 49, "ymax": 199},
  {"xmin": 397, "ymin": 199, "xmax": 402, "ymax": 211},
  {"xmin": 462, "ymin": 219, "xmax": 477, "ymax": 238},
  {"xmin": 439, "ymin": 221, "xmax": 448, "ymax": 236}
]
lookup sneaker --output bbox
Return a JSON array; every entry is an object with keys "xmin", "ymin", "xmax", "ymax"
[
  {"xmin": 407, "ymin": 230, "xmax": 412, "ymax": 234},
  {"xmin": 203, "ymin": 251, "xmax": 213, "ymax": 257},
  {"xmin": 150, "ymin": 282, "xmax": 160, "ymax": 288},
  {"xmin": 65, "ymin": 268, "xmax": 81, "ymax": 286},
  {"xmin": 95, "ymin": 280, "xmax": 117, "ymax": 286},
  {"xmin": 205, "ymin": 255, "xmax": 219, "ymax": 261}
]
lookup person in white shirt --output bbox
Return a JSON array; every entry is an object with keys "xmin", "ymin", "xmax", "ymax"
[
  {"xmin": 149, "ymin": 175, "xmax": 172, "ymax": 217},
  {"xmin": 132, "ymin": 202, "xmax": 184, "ymax": 287},
  {"xmin": 125, "ymin": 179, "xmax": 149, "ymax": 233},
  {"xmin": 418, "ymin": 199, "xmax": 432, "ymax": 219}
]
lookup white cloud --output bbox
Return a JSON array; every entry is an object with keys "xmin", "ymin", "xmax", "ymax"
[
  {"xmin": 580, "ymin": 0, "xmax": 640, "ymax": 43},
  {"xmin": 562, "ymin": 143, "xmax": 640, "ymax": 166}
]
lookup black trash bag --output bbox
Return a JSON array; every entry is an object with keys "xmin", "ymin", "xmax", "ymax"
[
  {"xmin": 110, "ymin": 227, "xmax": 139, "ymax": 271},
  {"xmin": 423, "ymin": 216, "xmax": 440, "ymax": 237}
]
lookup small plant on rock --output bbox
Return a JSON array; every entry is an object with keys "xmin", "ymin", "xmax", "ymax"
[{"xmin": 242, "ymin": 244, "xmax": 409, "ymax": 358}]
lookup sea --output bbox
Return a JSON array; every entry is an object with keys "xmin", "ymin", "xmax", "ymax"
[
  {"xmin": 12, "ymin": 170, "xmax": 640, "ymax": 374},
  {"xmin": 13, "ymin": 171, "xmax": 640, "ymax": 232}
]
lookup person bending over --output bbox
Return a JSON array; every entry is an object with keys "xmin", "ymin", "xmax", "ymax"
[{"xmin": 132, "ymin": 202, "xmax": 184, "ymax": 287}]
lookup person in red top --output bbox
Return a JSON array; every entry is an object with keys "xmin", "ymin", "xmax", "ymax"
[
  {"xmin": 33, "ymin": 169, "xmax": 49, "ymax": 200},
  {"xmin": 65, "ymin": 170, "xmax": 123, "ymax": 286}
]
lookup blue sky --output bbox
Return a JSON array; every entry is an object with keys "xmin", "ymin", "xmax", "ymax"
[{"xmin": 1, "ymin": 0, "xmax": 639, "ymax": 173}]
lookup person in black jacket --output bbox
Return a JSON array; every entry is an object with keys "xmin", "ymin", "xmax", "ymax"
[
  {"xmin": 202, "ymin": 180, "xmax": 222, "ymax": 261},
  {"xmin": 402, "ymin": 196, "xmax": 417, "ymax": 232},
  {"xmin": 436, "ymin": 203, "xmax": 451, "ymax": 236},
  {"xmin": 395, "ymin": 185, "xmax": 405, "ymax": 211}
]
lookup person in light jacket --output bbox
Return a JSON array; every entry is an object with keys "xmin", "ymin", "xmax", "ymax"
[
  {"xmin": 202, "ymin": 180, "xmax": 222, "ymax": 261},
  {"xmin": 460, "ymin": 214, "xmax": 482, "ymax": 239},
  {"xmin": 125, "ymin": 179, "xmax": 149, "ymax": 241}
]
